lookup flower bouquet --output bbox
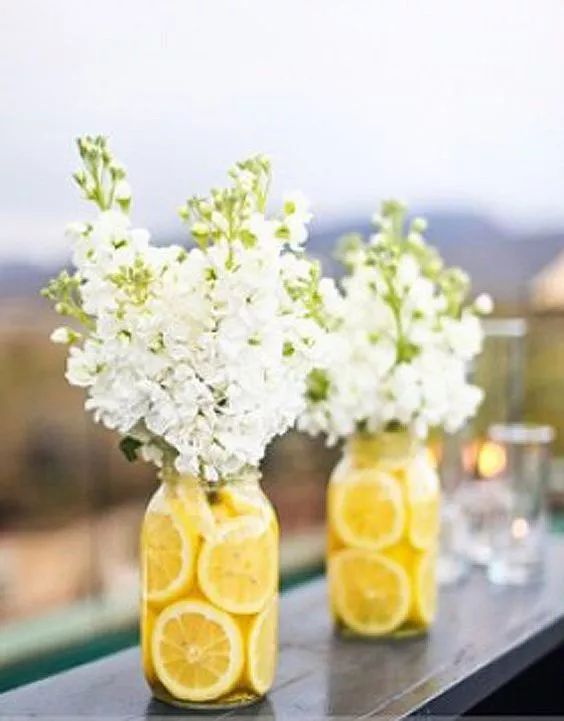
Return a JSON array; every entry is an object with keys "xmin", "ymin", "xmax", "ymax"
[
  {"xmin": 299, "ymin": 200, "xmax": 491, "ymax": 637},
  {"xmin": 44, "ymin": 136, "xmax": 334, "ymax": 708}
]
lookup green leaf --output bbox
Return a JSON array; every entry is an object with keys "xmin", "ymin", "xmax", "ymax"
[{"xmin": 119, "ymin": 436, "xmax": 143, "ymax": 462}]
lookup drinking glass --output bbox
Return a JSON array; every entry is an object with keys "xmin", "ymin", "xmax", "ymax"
[
  {"xmin": 460, "ymin": 318, "xmax": 528, "ymax": 566},
  {"xmin": 486, "ymin": 423, "xmax": 554, "ymax": 586}
]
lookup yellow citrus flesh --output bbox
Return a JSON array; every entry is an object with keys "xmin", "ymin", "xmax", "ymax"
[
  {"xmin": 246, "ymin": 595, "xmax": 278, "ymax": 695},
  {"xmin": 175, "ymin": 482, "xmax": 218, "ymax": 541},
  {"xmin": 198, "ymin": 517, "xmax": 278, "ymax": 615},
  {"xmin": 408, "ymin": 497, "xmax": 440, "ymax": 550},
  {"xmin": 141, "ymin": 605, "xmax": 157, "ymax": 684},
  {"xmin": 406, "ymin": 455, "xmax": 440, "ymax": 550},
  {"xmin": 412, "ymin": 550, "xmax": 437, "ymax": 625},
  {"xmin": 152, "ymin": 599, "xmax": 244, "ymax": 703},
  {"xmin": 383, "ymin": 539, "xmax": 416, "ymax": 572},
  {"xmin": 329, "ymin": 548, "xmax": 410, "ymax": 636},
  {"xmin": 328, "ymin": 445, "xmax": 440, "ymax": 636},
  {"xmin": 211, "ymin": 499, "xmax": 236, "ymax": 524},
  {"xmin": 142, "ymin": 482, "xmax": 279, "ymax": 704},
  {"xmin": 220, "ymin": 484, "xmax": 275, "ymax": 525},
  {"xmin": 330, "ymin": 469, "xmax": 405, "ymax": 551},
  {"xmin": 143, "ymin": 510, "xmax": 196, "ymax": 605}
]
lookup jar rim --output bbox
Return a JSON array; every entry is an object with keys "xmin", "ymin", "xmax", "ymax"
[{"xmin": 160, "ymin": 466, "xmax": 262, "ymax": 488}]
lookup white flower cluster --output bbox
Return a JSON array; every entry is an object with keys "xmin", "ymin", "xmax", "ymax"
[
  {"xmin": 45, "ymin": 137, "xmax": 334, "ymax": 481},
  {"xmin": 298, "ymin": 200, "xmax": 492, "ymax": 443}
]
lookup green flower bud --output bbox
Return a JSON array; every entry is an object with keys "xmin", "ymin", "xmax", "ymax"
[{"xmin": 191, "ymin": 221, "xmax": 210, "ymax": 237}]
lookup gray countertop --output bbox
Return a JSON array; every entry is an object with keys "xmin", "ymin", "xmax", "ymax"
[{"xmin": 2, "ymin": 538, "xmax": 564, "ymax": 720}]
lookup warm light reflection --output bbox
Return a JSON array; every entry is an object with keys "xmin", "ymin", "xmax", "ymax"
[
  {"xmin": 512, "ymin": 517, "xmax": 529, "ymax": 540},
  {"xmin": 462, "ymin": 439, "xmax": 481, "ymax": 476},
  {"xmin": 477, "ymin": 441, "xmax": 507, "ymax": 478}
]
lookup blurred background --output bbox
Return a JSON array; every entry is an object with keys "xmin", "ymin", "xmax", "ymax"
[{"xmin": 1, "ymin": 0, "xmax": 564, "ymax": 691}]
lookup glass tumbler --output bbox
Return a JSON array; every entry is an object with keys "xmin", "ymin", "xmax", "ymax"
[
  {"xmin": 486, "ymin": 423, "xmax": 554, "ymax": 587},
  {"xmin": 461, "ymin": 318, "xmax": 528, "ymax": 568}
]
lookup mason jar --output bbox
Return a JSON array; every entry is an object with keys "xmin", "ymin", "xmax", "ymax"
[
  {"xmin": 141, "ymin": 470, "xmax": 279, "ymax": 709},
  {"xmin": 327, "ymin": 430, "xmax": 440, "ymax": 638}
]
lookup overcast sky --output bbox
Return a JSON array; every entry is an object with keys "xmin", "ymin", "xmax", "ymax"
[{"xmin": 1, "ymin": 0, "xmax": 564, "ymax": 264}]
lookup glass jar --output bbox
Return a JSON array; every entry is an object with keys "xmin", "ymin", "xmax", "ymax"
[
  {"xmin": 486, "ymin": 423, "xmax": 554, "ymax": 587},
  {"xmin": 327, "ymin": 430, "xmax": 440, "ymax": 638},
  {"xmin": 141, "ymin": 470, "xmax": 279, "ymax": 710}
]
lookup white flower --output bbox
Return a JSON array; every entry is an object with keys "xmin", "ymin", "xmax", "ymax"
[
  {"xmin": 474, "ymin": 293, "xmax": 494, "ymax": 315},
  {"xmin": 443, "ymin": 312, "xmax": 484, "ymax": 361},
  {"xmin": 66, "ymin": 344, "xmax": 98, "ymax": 387},
  {"xmin": 50, "ymin": 327, "xmax": 71, "ymax": 344},
  {"xmin": 283, "ymin": 191, "xmax": 313, "ymax": 222},
  {"xmin": 396, "ymin": 254, "xmax": 419, "ymax": 289},
  {"xmin": 47, "ymin": 141, "xmax": 331, "ymax": 482},
  {"xmin": 284, "ymin": 216, "xmax": 309, "ymax": 250},
  {"xmin": 299, "ymin": 201, "xmax": 489, "ymax": 441},
  {"xmin": 281, "ymin": 191, "xmax": 313, "ymax": 250}
]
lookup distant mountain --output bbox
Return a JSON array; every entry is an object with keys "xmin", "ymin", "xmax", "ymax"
[
  {"xmin": 1, "ymin": 211, "xmax": 562, "ymax": 305},
  {"xmin": 0, "ymin": 262, "xmax": 53, "ymax": 298},
  {"xmin": 308, "ymin": 211, "xmax": 564, "ymax": 304}
]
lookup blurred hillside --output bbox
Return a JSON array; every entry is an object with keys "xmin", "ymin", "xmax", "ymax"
[{"xmin": 309, "ymin": 212, "xmax": 564, "ymax": 306}]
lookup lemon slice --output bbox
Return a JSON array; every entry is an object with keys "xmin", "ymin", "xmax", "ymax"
[
  {"xmin": 198, "ymin": 517, "xmax": 278, "ymax": 615},
  {"xmin": 141, "ymin": 605, "xmax": 156, "ymax": 684},
  {"xmin": 220, "ymin": 484, "xmax": 275, "ymax": 525},
  {"xmin": 408, "ymin": 497, "xmax": 440, "ymax": 551},
  {"xmin": 329, "ymin": 548, "xmax": 410, "ymax": 636},
  {"xmin": 210, "ymin": 496, "xmax": 237, "ymax": 524},
  {"xmin": 176, "ymin": 481, "xmax": 218, "ymax": 541},
  {"xmin": 405, "ymin": 454, "xmax": 440, "ymax": 550},
  {"xmin": 142, "ymin": 509, "xmax": 196, "ymax": 605},
  {"xmin": 152, "ymin": 599, "xmax": 244, "ymax": 702},
  {"xmin": 383, "ymin": 539, "xmax": 416, "ymax": 572},
  {"xmin": 330, "ymin": 469, "xmax": 405, "ymax": 550},
  {"xmin": 246, "ymin": 595, "xmax": 278, "ymax": 695},
  {"xmin": 412, "ymin": 550, "xmax": 437, "ymax": 625}
]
